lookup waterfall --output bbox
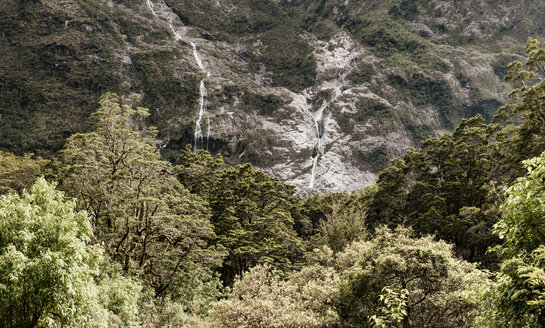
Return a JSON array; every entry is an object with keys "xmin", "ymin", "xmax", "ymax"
[
  {"xmin": 309, "ymin": 105, "xmax": 325, "ymax": 189},
  {"xmin": 191, "ymin": 42, "xmax": 209, "ymax": 151},
  {"xmin": 169, "ymin": 25, "xmax": 183, "ymax": 41},
  {"xmin": 194, "ymin": 80, "xmax": 208, "ymax": 150},
  {"xmin": 146, "ymin": 0, "xmax": 159, "ymax": 19},
  {"xmin": 191, "ymin": 42, "xmax": 205, "ymax": 70},
  {"xmin": 206, "ymin": 116, "xmax": 211, "ymax": 150},
  {"xmin": 309, "ymin": 152, "xmax": 319, "ymax": 189},
  {"xmin": 146, "ymin": 0, "xmax": 211, "ymax": 152},
  {"xmin": 314, "ymin": 105, "xmax": 325, "ymax": 147},
  {"xmin": 308, "ymin": 88, "xmax": 341, "ymax": 189}
]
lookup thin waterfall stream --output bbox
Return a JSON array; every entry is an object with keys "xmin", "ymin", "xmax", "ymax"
[
  {"xmin": 309, "ymin": 104, "xmax": 325, "ymax": 189},
  {"xmin": 191, "ymin": 42, "xmax": 205, "ymax": 70},
  {"xmin": 194, "ymin": 79, "xmax": 208, "ymax": 150},
  {"xmin": 147, "ymin": 0, "xmax": 211, "ymax": 151},
  {"xmin": 309, "ymin": 89, "xmax": 340, "ymax": 189},
  {"xmin": 146, "ymin": 0, "xmax": 159, "ymax": 19}
]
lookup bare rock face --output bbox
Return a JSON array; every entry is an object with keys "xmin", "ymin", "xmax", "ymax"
[{"xmin": 2, "ymin": 0, "xmax": 542, "ymax": 193}]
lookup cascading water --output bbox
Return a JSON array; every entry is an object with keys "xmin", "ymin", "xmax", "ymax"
[
  {"xmin": 309, "ymin": 145, "xmax": 319, "ymax": 189},
  {"xmin": 309, "ymin": 88, "xmax": 341, "ymax": 189},
  {"xmin": 309, "ymin": 104, "xmax": 325, "ymax": 189},
  {"xmin": 146, "ymin": 0, "xmax": 159, "ymax": 19},
  {"xmin": 146, "ymin": 0, "xmax": 211, "ymax": 151},
  {"xmin": 147, "ymin": 0, "xmax": 182, "ymax": 40},
  {"xmin": 194, "ymin": 80, "xmax": 208, "ymax": 150},
  {"xmin": 169, "ymin": 25, "xmax": 183, "ymax": 41},
  {"xmin": 191, "ymin": 42, "xmax": 205, "ymax": 70},
  {"xmin": 314, "ymin": 106, "xmax": 325, "ymax": 147},
  {"xmin": 191, "ymin": 42, "xmax": 209, "ymax": 150}
]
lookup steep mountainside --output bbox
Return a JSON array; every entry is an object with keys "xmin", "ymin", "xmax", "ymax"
[{"xmin": 1, "ymin": 0, "xmax": 544, "ymax": 193}]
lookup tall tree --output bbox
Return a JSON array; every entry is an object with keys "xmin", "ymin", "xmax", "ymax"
[
  {"xmin": 205, "ymin": 163, "xmax": 304, "ymax": 284},
  {"xmin": 176, "ymin": 145, "xmax": 224, "ymax": 198},
  {"xmin": 175, "ymin": 146, "xmax": 308, "ymax": 284},
  {"xmin": 59, "ymin": 93, "xmax": 224, "ymax": 298}
]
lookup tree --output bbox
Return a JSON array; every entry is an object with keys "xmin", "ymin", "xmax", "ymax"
[
  {"xmin": 300, "ymin": 191, "xmax": 363, "ymax": 240},
  {"xmin": 209, "ymin": 264, "xmax": 340, "ymax": 328},
  {"xmin": 209, "ymin": 225, "xmax": 488, "ymax": 328},
  {"xmin": 176, "ymin": 145, "xmax": 224, "ymax": 197},
  {"xmin": 312, "ymin": 201, "xmax": 367, "ymax": 253},
  {"xmin": 486, "ymin": 151, "xmax": 545, "ymax": 327},
  {"xmin": 336, "ymin": 226, "xmax": 487, "ymax": 328},
  {"xmin": 175, "ymin": 145, "xmax": 307, "ymax": 285},
  {"xmin": 0, "ymin": 151, "xmax": 47, "ymax": 195},
  {"xmin": 366, "ymin": 116, "xmax": 501, "ymax": 265},
  {"xmin": 495, "ymin": 152, "xmax": 545, "ymax": 257},
  {"xmin": 369, "ymin": 287, "xmax": 408, "ymax": 328},
  {"xmin": 59, "ymin": 93, "xmax": 224, "ymax": 299},
  {"xmin": 463, "ymin": 38, "xmax": 545, "ymax": 327},
  {"xmin": 98, "ymin": 272, "xmax": 143, "ymax": 328},
  {"xmin": 0, "ymin": 177, "xmax": 107, "ymax": 328},
  {"xmin": 206, "ymin": 163, "xmax": 304, "ymax": 284},
  {"xmin": 495, "ymin": 37, "xmax": 545, "ymax": 164}
]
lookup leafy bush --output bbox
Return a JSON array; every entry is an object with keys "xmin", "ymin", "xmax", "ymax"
[{"xmin": 0, "ymin": 178, "xmax": 107, "ymax": 327}]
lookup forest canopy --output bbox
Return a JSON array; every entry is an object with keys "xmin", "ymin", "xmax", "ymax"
[{"xmin": 2, "ymin": 38, "xmax": 545, "ymax": 327}]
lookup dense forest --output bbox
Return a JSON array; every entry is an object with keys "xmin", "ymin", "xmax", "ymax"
[{"xmin": 3, "ymin": 37, "xmax": 545, "ymax": 327}]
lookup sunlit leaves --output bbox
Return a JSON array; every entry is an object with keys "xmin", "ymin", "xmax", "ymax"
[{"xmin": 0, "ymin": 178, "xmax": 107, "ymax": 328}]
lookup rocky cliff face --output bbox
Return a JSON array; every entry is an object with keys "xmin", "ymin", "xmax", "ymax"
[{"xmin": 1, "ymin": 0, "xmax": 543, "ymax": 193}]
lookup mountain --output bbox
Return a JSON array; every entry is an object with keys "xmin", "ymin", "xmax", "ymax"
[{"xmin": 1, "ymin": 0, "xmax": 544, "ymax": 193}]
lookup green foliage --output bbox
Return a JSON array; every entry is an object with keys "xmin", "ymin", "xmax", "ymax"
[
  {"xmin": 313, "ymin": 201, "xmax": 367, "ymax": 253},
  {"xmin": 98, "ymin": 274, "xmax": 143, "ymax": 328},
  {"xmin": 356, "ymin": 97, "xmax": 392, "ymax": 121},
  {"xmin": 177, "ymin": 146, "xmax": 307, "ymax": 286},
  {"xmin": 0, "ymin": 151, "xmax": 47, "ymax": 195},
  {"xmin": 369, "ymin": 287, "xmax": 408, "ymax": 328},
  {"xmin": 299, "ymin": 191, "xmax": 355, "ymax": 239},
  {"xmin": 491, "ymin": 54, "xmax": 515, "ymax": 79},
  {"xmin": 59, "ymin": 93, "xmax": 224, "ymax": 299},
  {"xmin": 0, "ymin": 0, "xmax": 125, "ymax": 156},
  {"xmin": 177, "ymin": 145, "xmax": 225, "ymax": 197},
  {"xmin": 212, "ymin": 224, "xmax": 489, "ymax": 328},
  {"xmin": 337, "ymin": 226, "xmax": 487, "ymax": 328},
  {"xmin": 242, "ymin": 91, "xmax": 285, "ymax": 116},
  {"xmin": 0, "ymin": 177, "xmax": 107, "ymax": 327},
  {"xmin": 0, "ymin": 0, "xmax": 201, "ymax": 158},
  {"xmin": 478, "ymin": 151, "xmax": 545, "ymax": 327},
  {"xmin": 354, "ymin": 145, "xmax": 390, "ymax": 173},
  {"xmin": 7, "ymin": 3, "xmax": 545, "ymax": 326},
  {"xmin": 495, "ymin": 152, "xmax": 545, "ymax": 258},
  {"xmin": 209, "ymin": 264, "xmax": 340, "ymax": 327},
  {"xmin": 345, "ymin": 16, "xmax": 426, "ymax": 57},
  {"xmin": 130, "ymin": 51, "xmax": 200, "ymax": 122},
  {"xmin": 347, "ymin": 62, "xmax": 375, "ymax": 85},
  {"xmin": 208, "ymin": 163, "xmax": 304, "ymax": 283},
  {"xmin": 255, "ymin": 26, "xmax": 317, "ymax": 90},
  {"xmin": 337, "ymin": 97, "xmax": 395, "ymax": 135},
  {"xmin": 495, "ymin": 38, "xmax": 545, "ymax": 166},
  {"xmin": 166, "ymin": 0, "xmax": 317, "ymax": 91},
  {"xmin": 387, "ymin": 70, "xmax": 458, "ymax": 127},
  {"xmin": 367, "ymin": 115, "xmax": 501, "ymax": 265},
  {"xmin": 301, "ymin": 192, "xmax": 351, "ymax": 224},
  {"xmin": 137, "ymin": 290, "xmax": 207, "ymax": 328}
]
